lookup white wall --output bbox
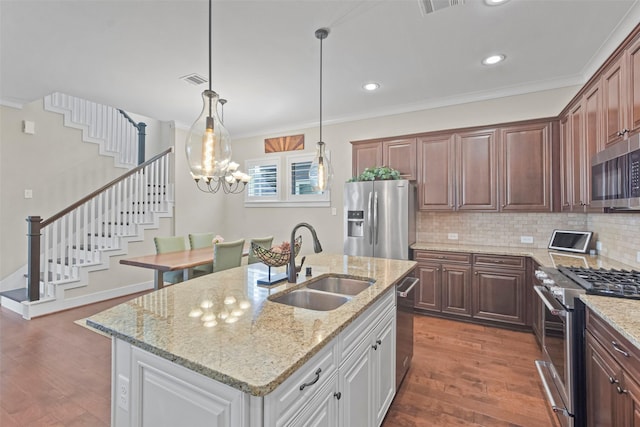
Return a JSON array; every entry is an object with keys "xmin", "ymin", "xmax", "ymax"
[{"xmin": 196, "ymin": 86, "xmax": 581, "ymax": 255}]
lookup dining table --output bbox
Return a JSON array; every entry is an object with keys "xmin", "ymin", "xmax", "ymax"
[{"xmin": 120, "ymin": 246, "xmax": 249, "ymax": 289}]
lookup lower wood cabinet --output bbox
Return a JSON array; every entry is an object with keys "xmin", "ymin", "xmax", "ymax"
[
  {"xmin": 585, "ymin": 308, "xmax": 640, "ymax": 427},
  {"xmin": 414, "ymin": 250, "xmax": 527, "ymax": 328},
  {"xmin": 472, "ymin": 266, "xmax": 526, "ymax": 326}
]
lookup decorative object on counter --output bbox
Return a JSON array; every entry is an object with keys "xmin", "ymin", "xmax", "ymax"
[
  {"xmin": 248, "ymin": 236, "xmax": 274, "ymax": 265},
  {"xmin": 308, "ymin": 28, "xmax": 334, "ymax": 194},
  {"xmin": 348, "ymin": 166, "xmax": 401, "ymax": 182},
  {"xmin": 184, "ymin": 0, "xmax": 250, "ymax": 194},
  {"xmin": 264, "ymin": 134, "xmax": 304, "ymax": 153},
  {"xmin": 253, "ymin": 236, "xmax": 302, "ymax": 285}
]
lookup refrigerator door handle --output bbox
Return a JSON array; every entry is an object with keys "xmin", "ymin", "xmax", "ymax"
[
  {"xmin": 373, "ymin": 191, "xmax": 379, "ymax": 245},
  {"xmin": 367, "ymin": 191, "xmax": 373, "ymax": 244}
]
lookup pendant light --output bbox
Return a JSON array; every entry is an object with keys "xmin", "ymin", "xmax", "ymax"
[
  {"xmin": 309, "ymin": 28, "xmax": 333, "ymax": 193},
  {"xmin": 184, "ymin": 0, "xmax": 249, "ymax": 194}
]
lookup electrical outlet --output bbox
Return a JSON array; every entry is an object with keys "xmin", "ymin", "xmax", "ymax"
[
  {"xmin": 331, "ymin": 207, "xmax": 337, "ymax": 216},
  {"xmin": 24, "ymin": 189, "xmax": 33, "ymax": 199},
  {"xmin": 520, "ymin": 236, "xmax": 534, "ymax": 244},
  {"xmin": 637, "ymin": 251, "xmax": 640, "ymax": 263},
  {"xmin": 117, "ymin": 374, "xmax": 129, "ymax": 411},
  {"xmin": 447, "ymin": 233, "xmax": 458, "ymax": 240}
]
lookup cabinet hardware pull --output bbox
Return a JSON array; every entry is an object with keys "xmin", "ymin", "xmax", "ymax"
[
  {"xmin": 376, "ymin": 339, "xmax": 382, "ymax": 345},
  {"xmin": 372, "ymin": 344, "xmax": 378, "ymax": 350},
  {"xmin": 474, "ymin": 271, "xmax": 478, "ymax": 275},
  {"xmin": 442, "ymin": 268, "xmax": 446, "ymax": 272},
  {"xmin": 624, "ymin": 128, "xmax": 630, "ymax": 134},
  {"xmin": 612, "ymin": 341, "xmax": 630, "ymax": 357},
  {"xmin": 334, "ymin": 392, "xmax": 342, "ymax": 400},
  {"xmin": 616, "ymin": 386, "xmax": 628, "ymax": 394},
  {"xmin": 609, "ymin": 376, "xmax": 619, "ymax": 384},
  {"xmin": 299, "ymin": 368, "xmax": 322, "ymax": 390}
]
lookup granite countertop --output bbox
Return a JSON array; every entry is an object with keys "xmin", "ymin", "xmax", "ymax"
[
  {"xmin": 412, "ymin": 242, "xmax": 640, "ymax": 351},
  {"xmin": 86, "ymin": 253, "xmax": 416, "ymax": 396}
]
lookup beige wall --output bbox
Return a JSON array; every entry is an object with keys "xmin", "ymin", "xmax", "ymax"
[{"xmin": 203, "ymin": 87, "xmax": 582, "ymax": 256}]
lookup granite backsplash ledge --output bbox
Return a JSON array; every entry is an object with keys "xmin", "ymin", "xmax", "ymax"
[{"xmin": 416, "ymin": 212, "xmax": 640, "ymax": 269}]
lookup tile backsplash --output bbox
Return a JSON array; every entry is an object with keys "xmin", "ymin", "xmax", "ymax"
[{"xmin": 417, "ymin": 211, "xmax": 640, "ymax": 268}]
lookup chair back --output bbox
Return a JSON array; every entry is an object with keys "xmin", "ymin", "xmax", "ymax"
[
  {"xmin": 154, "ymin": 236, "xmax": 186, "ymax": 254},
  {"xmin": 248, "ymin": 236, "xmax": 274, "ymax": 264},
  {"xmin": 153, "ymin": 236, "xmax": 187, "ymax": 284},
  {"xmin": 213, "ymin": 239, "xmax": 245, "ymax": 273},
  {"xmin": 189, "ymin": 232, "xmax": 215, "ymax": 249},
  {"xmin": 188, "ymin": 232, "xmax": 216, "ymax": 275}
]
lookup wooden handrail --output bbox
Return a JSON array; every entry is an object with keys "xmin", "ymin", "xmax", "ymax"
[{"xmin": 41, "ymin": 147, "xmax": 172, "ymax": 227}]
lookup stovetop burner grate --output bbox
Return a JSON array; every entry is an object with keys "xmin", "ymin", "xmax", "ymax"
[{"xmin": 558, "ymin": 266, "xmax": 640, "ymax": 300}]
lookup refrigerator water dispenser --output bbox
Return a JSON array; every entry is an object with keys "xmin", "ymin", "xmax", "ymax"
[{"xmin": 347, "ymin": 210, "xmax": 364, "ymax": 237}]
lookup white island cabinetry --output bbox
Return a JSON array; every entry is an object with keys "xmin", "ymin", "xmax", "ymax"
[{"xmin": 112, "ymin": 285, "xmax": 398, "ymax": 427}]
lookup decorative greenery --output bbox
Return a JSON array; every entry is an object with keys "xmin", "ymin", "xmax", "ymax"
[{"xmin": 348, "ymin": 166, "xmax": 401, "ymax": 182}]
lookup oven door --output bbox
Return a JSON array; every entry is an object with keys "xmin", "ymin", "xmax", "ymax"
[{"xmin": 534, "ymin": 285, "xmax": 574, "ymax": 427}]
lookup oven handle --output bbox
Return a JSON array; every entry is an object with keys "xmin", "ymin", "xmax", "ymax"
[
  {"xmin": 397, "ymin": 277, "xmax": 419, "ymax": 298},
  {"xmin": 535, "ymin": 360, "xmax": 573, "ymax": 419},
  {"xmin": 534, "ymin": 286, "xmax": 567, "ymax": 317}
]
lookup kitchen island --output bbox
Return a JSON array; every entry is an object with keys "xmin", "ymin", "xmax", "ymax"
[{"xmin": 87, "ymin": 253, "xmax": 416, "ymax": 427}]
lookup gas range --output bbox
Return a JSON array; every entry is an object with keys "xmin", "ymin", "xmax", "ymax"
[{"xmin": 535, "ymin": 266, "xmax": 640, "ymax": 309}]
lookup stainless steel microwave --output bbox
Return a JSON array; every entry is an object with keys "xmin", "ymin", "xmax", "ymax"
[{"xmin": 591, "ymin": 134, "xmax": 640, "ymax": 209}]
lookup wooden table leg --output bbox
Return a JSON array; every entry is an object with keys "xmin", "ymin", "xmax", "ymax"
[{"xmin": 155, "ymin": 270, "xmax": 164, "ymax": 290}]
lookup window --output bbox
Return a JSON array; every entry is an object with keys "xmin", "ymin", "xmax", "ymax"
[
  {"xmin": 245, "ymin": 153, "xmax": 330, "ymax": 207},
  {"xmin": 245, "ymin": 158, "xmax": 280, "ymax": 203}
]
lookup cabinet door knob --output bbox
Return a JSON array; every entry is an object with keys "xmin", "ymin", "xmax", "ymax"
[
  {"xmin": 474, "ymin": 271, "xmax": 478, "ymax": 275},
  {"xmin": 616, "ymin": 386, "xmax": 628, "ymax": 394},
  {"xmin": 334, "ymin": 392, "xmax": 342, "ymax": 400},
  {"xmin": 376, "ymin": 339, "xmax": 382, "ymax": 345},
  {"xmin": 442, "ymin": 268, "xmax": 446, "ymax": 272},
  {"xmin": 372, "ymin": 344, "xmax": 378, "ymax": 350},
  {"xmin": 609, "ymin": 376, "xmax": 619, "ymax": 384}
]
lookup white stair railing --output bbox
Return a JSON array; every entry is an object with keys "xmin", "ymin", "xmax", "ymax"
[
  {"xmin": 27, "ymin": 148, "xmax": 172, "ymax": 301},
  {"xmin": 44, "ymin": 92, "xmax": 141, "ymax": 168}
]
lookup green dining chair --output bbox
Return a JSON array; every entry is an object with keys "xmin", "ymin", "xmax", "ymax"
[
  {"xmin": 153, "ymin": 236, "xmax": 187, "ymax": 285},
  {"xmin": 213, "ymin": 239, "xmax": 245, "ymax": 273},
  {"xmin": 248, "ymin": 236, "xmax": 274, "ymax": 264},
  {"xmin": 188, "ymin": 232, "xmax": 215, "ymax": 275}
]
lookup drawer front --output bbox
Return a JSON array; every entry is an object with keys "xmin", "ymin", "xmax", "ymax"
[
  {"xmin": 473, "ymin": 254, "xmax": 525, "ymax": 269},
  {"xmin": 339, "ymin": 287, "xmax": 395, "ymax": 361},
  {"xmin": 587, "ymin": 309, "xmax": 640, "ymax": 380},
  {"xmin": 265, "ymin": 341, "xmax": 339, "ymax": 423},
  {"xmin": 414, "ymin": 250, "xmax": 471, "ymax": 264}
]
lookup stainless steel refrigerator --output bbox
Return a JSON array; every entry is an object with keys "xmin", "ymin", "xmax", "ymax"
[{"xmin": 343, "ymin": 180, "xmax": 415, "ymax": 259}]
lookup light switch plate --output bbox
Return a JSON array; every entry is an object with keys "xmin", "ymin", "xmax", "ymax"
[
  {"xmin": 22, "ymin": 120, "xmax": 35, "ymax": 134},
  {"xmin": 24, "ymin": 189, "xmax": 33, "ymax": 199},
  {"xmin": 447, "ymin": 233, "xmax": 458, "ymax": 240},
  {"xmin": 637, "ymin": 251, "xmax": 640, "ymax": 263}
]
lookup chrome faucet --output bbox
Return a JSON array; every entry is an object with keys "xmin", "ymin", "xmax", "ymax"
[{"xmin": 288, "ymin": 222, "xmax": 323, "ymax": 282}]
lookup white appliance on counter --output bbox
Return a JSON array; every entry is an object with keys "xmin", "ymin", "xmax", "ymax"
[{"xmin": 343, "ymin": 180, "xmax": 415, "ymax": 259}]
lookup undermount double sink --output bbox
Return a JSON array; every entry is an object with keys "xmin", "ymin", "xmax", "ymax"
[{"xmin": 270, "ymin": 275, "xmax": 375, "ymax": 311}]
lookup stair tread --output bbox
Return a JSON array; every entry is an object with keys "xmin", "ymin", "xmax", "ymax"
[{"xmin": 0, "ymin": 288, "xmax": 28, "ymax": 303}]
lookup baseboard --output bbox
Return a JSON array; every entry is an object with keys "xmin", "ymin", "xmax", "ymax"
[{"xmin": 20, "ymin": 280, "xmax": 154, "ymax": 319}]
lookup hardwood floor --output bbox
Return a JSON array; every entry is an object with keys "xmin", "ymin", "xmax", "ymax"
[
  {"xmin": 383, "ymin": 315, "xmax": 558, "ymax": 427},
  {"xmin": 2, "ymin": 299, "xmax": 556, "ymax": 426}
]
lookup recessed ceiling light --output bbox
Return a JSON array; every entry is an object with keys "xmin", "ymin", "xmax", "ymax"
[
  {"xmin": 482, "ymin": 54, "xmax": 506, "ymax": 65},
  {"xmin": 484, "ymin": 0, "xmax": 510, "ymax": 5},
  {"xmin": 363, "ymin": 82, "xmax": 380, "ymax": 91}
]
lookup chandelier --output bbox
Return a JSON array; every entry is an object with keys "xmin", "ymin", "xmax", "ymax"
[{"xmin": 184, "ymin": 0, "xmax": 250, "ymax": 194}]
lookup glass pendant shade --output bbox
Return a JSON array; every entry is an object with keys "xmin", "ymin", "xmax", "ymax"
[
  {"xmin": 309, "ymin": 141, "xmax": 333, "ymax": 193},
  {"xmin": 185, "ymin": 90, "xmax": 232, "ymax": 181}
]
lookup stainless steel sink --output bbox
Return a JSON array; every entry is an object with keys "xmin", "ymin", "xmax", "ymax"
[
  {"xmin": 305, "ymin": 275, "xmax": 375, "ymax": 296},
  {"xmin": 270, "ymin": 289, "xmax": 351, "ymax": 311}
]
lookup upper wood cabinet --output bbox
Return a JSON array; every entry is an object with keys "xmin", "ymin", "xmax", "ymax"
[
  {"xmin": 500, "ymin": 121, "xmax": 554, "ymax": 212},
  {"xmin": 351, "ymin": 138, "xmax": 416, "ymax": 180},
  {"xmin": 457, "ymin": 129, "xmax": 498, "ymax": 211},
  {"xmin": 382, "ymin": 138, "xmax": 417, "ymax": 180},
  {"xmin": 351, "ymin": 141, "xmax": 383, "ymax": 178},
  {"xmin": 417, "ymin": 134, "xmax": 455, "ymax": 210},
  {"xmin": 602, "ymin": 33, "xmax": 640, "ymax": 146},
  {"xmin": 417, "ymin": 129, "xmax": 498, "ymax": 211}
]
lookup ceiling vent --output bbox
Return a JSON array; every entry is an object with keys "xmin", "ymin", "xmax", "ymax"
[
  {"xmin": 180, "ymin": 73, "xmax": 208, "ymax": 86},
  {"xmin": 418, "ymin": 0, "xmax": 465, "ymax": 15}
]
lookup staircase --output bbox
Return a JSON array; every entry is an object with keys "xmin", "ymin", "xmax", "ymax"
[{"xmin": 0, "ymin": 94, "xmax": 173, "ymax": 319}]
